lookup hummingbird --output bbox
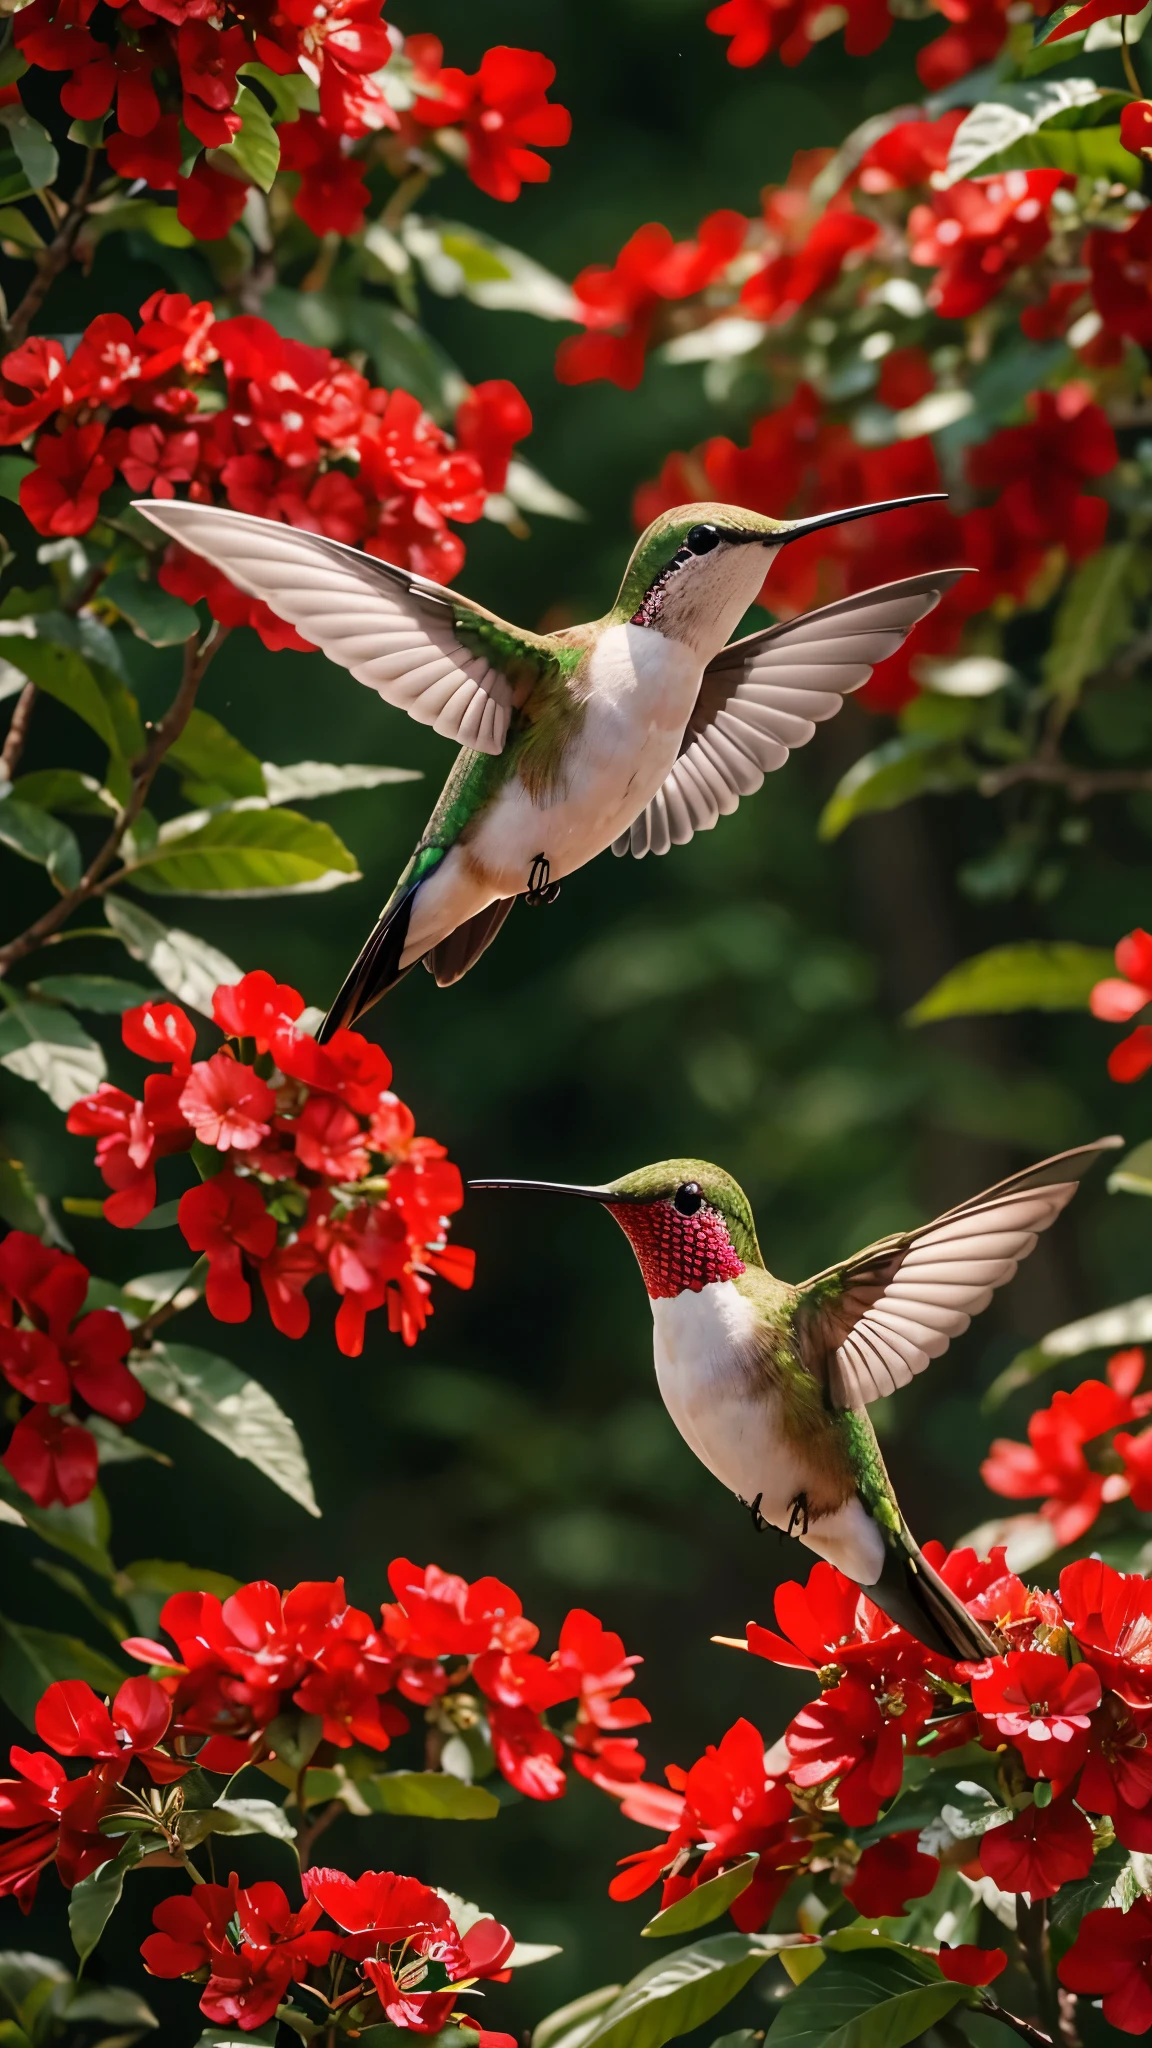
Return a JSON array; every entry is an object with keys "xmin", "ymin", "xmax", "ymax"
[
  {"xmin": 134, "ymin": 494, "xmax": 968, "ymax": 1043},
  {"xmin": 469, "ymin": 1136, "xmax": 1121, "ymax": 1661}
]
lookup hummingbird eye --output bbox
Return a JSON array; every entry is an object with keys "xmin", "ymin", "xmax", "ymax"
[
  {"xmin": 673, "ymin": 1182, "xmax": 703, "ymax": 1216},
  {"xmin": 684, "ymin": 524, "xmax": 721, "ymax": 555}
]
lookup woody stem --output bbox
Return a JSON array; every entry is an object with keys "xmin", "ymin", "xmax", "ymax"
[
  {"xmin": 1122, "ymin": 11, "xmax": 1142, "ymax": 97},
  {"xmin": 4, "ymin": 149, "xmax": 98, "ymax": 351}
]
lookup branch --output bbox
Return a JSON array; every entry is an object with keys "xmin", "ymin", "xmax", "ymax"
[
  {"xmin": 4, "ymin": 150, "xmax": 98, "ymax": 352},
  {"xmin": 0, "ymin": 683, "xmax": 36, "ymax": 780},
  {"xmin": 979, "ymin": 758, "xmax": 1152, "ymax": 801},
  {"xmin": 981, "ymin": 2001, "xmax": 1053, "ymax": 2048},
  {"xmin": 295, "ymin": 1798, "xmax": 341, "ymax": 1870},
  {"xmin": 0, "ymin": 622, "xmax": 226, "ymax": 977}
]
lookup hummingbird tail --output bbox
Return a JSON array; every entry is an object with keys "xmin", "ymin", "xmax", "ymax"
[{"xmin": 868, "ymin": 1535, "xmax": 998, "ymax": 1663}]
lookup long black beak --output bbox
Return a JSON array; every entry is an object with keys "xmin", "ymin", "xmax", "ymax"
[
  {"xmin": 467, "ymin": 1178, "xmax": 638, "ymax": 1204},
  {"xmin": 773, "ymin": 493, "xmax": 947, "ymax": 544}
]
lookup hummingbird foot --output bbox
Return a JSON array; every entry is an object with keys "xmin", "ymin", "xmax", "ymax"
[
  {"xmin": 786, "ymin": 1493, "xmax": 810, "ymax": 1539},
  {"xmin": 525, "ymin": 853, "xmax": 561, "ymax": 907},
  {"xmin": 737, "ymin": 1491, "xmax": 767, "ymax": 1533}
]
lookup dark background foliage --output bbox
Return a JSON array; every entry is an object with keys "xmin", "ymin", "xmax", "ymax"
[{"xmin": 1, "ymin": 0, "xmax": 1147, "ymax": 2034}]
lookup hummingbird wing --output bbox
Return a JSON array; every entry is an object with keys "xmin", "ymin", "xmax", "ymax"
[
  {"xmin": 612, "ymin": 569, "xmax": 971, "ymax": 857},
  {"xmin": 132, "ymin": 501, "xmax": 549, "ymax": 755},
  {"xmin": 794, "ymin": 1137, "xmax": 1122, "ymax": 1410}
]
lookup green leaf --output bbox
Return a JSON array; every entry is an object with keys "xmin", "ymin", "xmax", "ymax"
[
  {"xmin": 943, "ymin": 80, "xmax": 1127, "ymax": 182},
  {"xmin": 0, "ymin": 106, "xmax": 57, "ymax": 190},
  {"xmin": 579, "ymin": 1934, "xmax": 787, "ymax": 2048},
  {"xmin": 359, "ymin": 1770, "xmax": 500, "ymax": 1819},
  {"xmin": 342, "ymin": 299, "xmax": 463, "ymax": 418},
  {"xmin": 1044, "ymin": 543, "xmax": 1152, "ymax": 705},
  {"xmin": 0, "ymin": 1149, "xmax": 43, "ymax": 1233},
  {"xmin": 261, "ymin": 760, "xmax": 421, "ymax": 803},
  {"xmin": 533, "ymin": 1987, "xmax": 627, "ymax": 2048},
  {"xmin": 68, "ymin": 1838, "xmax": 143, "ymax": 1969},
  {"xmin": 59, "ymin": 1983, "xmax": 157, "ymax": 2028},
  {"xmin": 0, "ymin": 998, "xmax": 105, "ymax": 1110},
  {"xmin": 0, "ymin": 641, "xmax": 116, "ymax": 753},
  {"xmin": 1048, "ymin": 1839, "xmax": 1130, "ymax": 1954},
  {"xmin": 642, "ymin": 1860, "xmax": 758, "ymax": 1938},
  {"xmin": 101, "ymin": 568, "xmax": 199, "ymax": 647},
  {"xmin": 122, "ymin": 1556, "xmax": 241, "ymax": 1601},
  {"xmin": 0, "ymin": 1470, "xmax": 114, "ymax": 1577},
  {"xmin": 0, "ymin": 1614, "xmax": 126, "ymax": 1729},
  {"xmin": 11, "ymin": 769, "xmax": 116, "ymax": 816},
  {"xmin": 767, "ymin": 1948, "xmax": 966, "ymax": 2048},
  {"xmin": 819, "ymin": 737, "xmax": 977, "ymax": 840},
  {"xmin": 167, "ymin": 709, "xmax": 266, "ymax": 805},
  {"xmin": 401, "ymin": 216, "xmax": 579, "ymax": 320},
  {"xmin": 1110, "ymin": 1139, "xmax": 1152, "ymax": 1196},
  {"xmin": 0, "ymin": 455, "xmax": 33, "ymax": 504},
  {"xmin": 32, "ymin": 1559, "xmax": 134, "ymax": 1643},
  {"xmin": 182, "ymin": 1795, "xmax": 296, "ymax": 1847},
  {"xmin": 126, "ymin": 805, "xmax": 360, "ymax": 896},
  {"xmin": 103, "ymin": 896, "xmax": 242, "ymax": 1014},
  {"xmin": 0, "ymin": 797, "xmax": 81, "ymax": 889},
  {"xmin": 217, "ymin": 86, "xmax": 279, "ymax": 190},
  {"xmin": 195, "ymin": 2026, "xmax": 279, "ymax": 2047},
  {"xmin": 0, "ymin": 1949, "xmax": 70, "ymax": 2019},
  {"xmin": 987, "ymin": 1293, "xmax": 1152, "ymax": 1405},
  {"xmin": 907, "ymin": 942, "xmax": 1115, "ymax": 1024},
  {"xmin": 30, "ymin": 974, "xmax": 156, "ymax": 1013},
  {"xmin": 133, "ymin": 1341, "xmax": 319, "ymax": 1515},
  {"xmin": 0, "ymin": 206, "xmax": 41, "ymax": 252},
  {"xmin": 238, "ymin": 60, "xmax": 318, "ymax": 119}
]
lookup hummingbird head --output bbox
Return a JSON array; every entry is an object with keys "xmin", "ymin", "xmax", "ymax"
[
  {"xmin": 616, "ymin": 495, "xmax": 947, "ymax": 661},
  {"xmin": 468, "ymin": 1159, "xmax": 763, "ymax": 1301}
]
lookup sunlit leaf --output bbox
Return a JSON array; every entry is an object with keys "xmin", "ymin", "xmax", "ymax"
[
  {"xmin": 261, "ymin": 760, "xmax": 420, "ymax": 803},
  {"xmin": 167, "ymin": 709, "xmax": 266, "ymax": 805},
  {"xmin": 767, "ymin": 1947, "xmax": 966, "ymax": 2048},
  {"xmin": 401, "ymin": 217, "xmax": 579, "ymax": 320},
  {"xmin": 0, "ymin": 998, "xmax": 105, "ymax": 1110},
  {"xmin": 0, "ymin": 796, "xmax": 81, "ymax": 889},
  {"xmin": 359, "ymin": 1771, "xmax": 500, "ymax": 1819},
  {"xmin": 0, "ymin": 1613, "xmax": 127, "ymax": 1729},
  {"xmin": 69, "ymin": 1839, "xmax": 143, "ymax": 1969},
  {"xmin": 217, "ymin": 86, "xmax": 280, "ymax": 189},
  {"xmin": 0, "ymin": 1470, "xmax": 114, "ymax": 1577},
  {"xmin": 579, "ymin": 1935, "xmax": 790, "ymax": 2048},
  {"xmin": 11, "ymin": 769, "xmax": 117, "ymax": 816},
  {"xmin": 0, "ymin": 106, "xmax": 57, "ymax": 189},
  {"xmin": 101, "ymin": 568, "xmax": 199, "ymax": 647},
  {"xmin": 987, "ymin": 1294, "xmax": 1152, "ymax": 1405},
  {"xmin": 642, "ymin": 1861, "xmax": 758, "ymax": 1938},
  {"xmin": 908, "ymin": 942, "xmax": 1114, "ymax": 1024},
  {"xmin": 533, "ymin": 1986, "xmax": 626, "ymax": 2048},
  {"xmin": 103, "ymin": 896, "xmax": 242, "ymax": 1014},
  {"xmin": 182, "ymin": 1796, "xmax": 296, "ymax": 1846},
  {"xmin": 125, "ymin": 806, "xmax": 360, "ymax": 896},
  {"xmin": 31, "ymin": 974, "xmax": 157, "ymax": 1013},
  {"xmin": 1043, "ymin": 543, "xmax": 1152, "ymax": 705},
  {"xmin": 819, "ymin": 737, "xmax": 978, "ymax": 840},
  {"xmin": 943, "ymin": 79, "xmax": 1124, "ymax": 182},
  {"xmin": 59, "ymin": 1983, "xmax": 157, "ymax": 2029},
  {"xmin": 133, "ymin": 1341, "xmax": 319, "ymax": 1515},
  {"xmin": 1109, "ymin": 1139, "xmax": 1152, "ymax": 1197}
]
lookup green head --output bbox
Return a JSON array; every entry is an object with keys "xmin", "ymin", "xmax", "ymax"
[
  {"xmin": 468, "ymin": 1158, "xmax": 764, "ymax": 1301},
  {"xmin": 612, "ymin": 495, "xmax": 947, "ymax": 660}
]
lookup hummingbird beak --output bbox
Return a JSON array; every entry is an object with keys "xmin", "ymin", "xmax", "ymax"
[
  {"xmin": 467, "ymin": 1178, "xmax": 639, "ymax": 1204},
  {"xmin": 772, "ymin": 493, "xmax": 947, "ymax": 545}
]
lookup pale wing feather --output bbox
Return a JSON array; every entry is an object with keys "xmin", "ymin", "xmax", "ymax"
[
  {"xmin": 132, "ymin": 500, "xmax": 521, "ymax": 755},
  {"xmin": 613, "ymin": 569, "xmax": 972, "ymax": 856},
  {"xmin": 796, "ymin": 1138, "xmax": 1121, "ymax": 1409}
]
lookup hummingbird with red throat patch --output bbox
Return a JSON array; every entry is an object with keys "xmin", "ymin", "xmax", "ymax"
[
  {"xmin": 470, "ymin": 1137, "xmax": 1121, "ymax": 1661},
  {"xmin": 134, "ymin": 493, "xmax": 968, "ymax": 1042}
]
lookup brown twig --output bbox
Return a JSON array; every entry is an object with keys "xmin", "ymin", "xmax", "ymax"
[
  {"xmin": 981, "ymin": 2001, "xmax": 1053, "ymax": 2048},
  {"xmin": 0, "ymin": 622, "xmax": 226, "ymax": 977},
  {"xmin": 296, "ymin": 1798, "xmax": 341, "ymax": 1870},
  {"xmin": 4, "ymin": 150, "xmax": 98, "ymax": 352},
  {"xmin": 0, "ymin": 683, "xmax": 36, "ymax": 781},
  {"xmin": 979, "ymin": 758, "xmax": 1152, "ymax": 800}
]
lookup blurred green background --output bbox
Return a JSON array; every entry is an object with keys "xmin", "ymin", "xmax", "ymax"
[{"xmin": 2, "ymin": 0, "xmax": 1149, "ymax": 2035}]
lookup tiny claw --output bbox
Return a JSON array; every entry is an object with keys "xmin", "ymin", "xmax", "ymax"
[
  {"xmin": 786, "ymin": 1493, "xmax": 809, "ymax": 1539},
  {"xmin": 525, "ymin": 853, "xmax": 561, "ymax": 907},
  {"xmin": 737, "ymin": 1490, "xmax": 767, "ymax": 1533}
]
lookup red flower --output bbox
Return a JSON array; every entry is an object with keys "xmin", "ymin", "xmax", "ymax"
[
  {"xmin": 1061, "ymin": 1557, "xmax": 1152, "ymax": 1707},
  {"xmin": 278, "ymin": 114, "xmax": 371, "ymax": 237},
  {"xmin": 12, "ymin": 0, "xmax": 101, "ymax": 71},
  {"xmin": 981, "ymin": 1354, "xmax": 1151, "ymax": 1543},
  {"xmin": 288, "ymin": 1095, "xmax": 370, "ymax": 1180},
  {"xmin": 178, "ymin": 1172, "xmax": 277, "ymax": 1321},
  {"xmin": 275, "ymin": 0, "xmax": 395, "ymax": 138},
  {"xmin": 787, "ymin": 1674, "xmax": 922, "ymax": 1824},
  {"xmin": 20, "ymin": 422, "xmax": 114, "ymax": 536},
  {"xmin": 1044, "ymin": 0, "xmax": 1147, "ymax": 38},
  {"xmin": 855, "ymin": 112, "xmax": 965, "ymax": 192},
  {"xmin": 705, "ymin": 0, "xmax": 892, "ymax": 66},
  {"xmin": 454, "ymin": 380, "xmax": 533, "ymax": 494},
  {"xmin": 1091, "ymin": 930, "xmax": 1152, "ymax": 1081},
  {"xmin": 740, "ymin": 208, "xmax": 877, "ymax": 324},
  {"xmin": 179, "ymin": 1052, "xmax": 275, "ymax": 1152},
  {"xmin": 66, "ymin": 1073, "xmax": 191, "ymax": 1227},
  {"xmin": 877, "ymin": 346, "xmax": 934, "ymax": 410},
  {"xmin": 36, "ymin": 1676, "xmax": 178, "ymax": 1780},
  {"xmin": 1121, "ymin": 98, "xmax": 1152, "ymax": 160},
  {"xmin": 383, "ymin": 1559, "xmax": 538, "ymax": 1661},
  {"xmin": 122, "ymin": 1000, "xmax": 196, "ymax": 1069},
  {"xmin": 144, "ymin": 1876, "xmax": 332, "ymax": 2030},
  {"xmin": 411, "ymin": 42, "xmax": 570, "ymax": 202},
  {"xmin": 970, "ymin": 1650, "xmax": 1101, "ymax": 1780},
  {"xmin": 176, "ymin": 160, "xmax": 250, "ymax": 242},
  {"xmin": 966, "ymin": 384, "xmax": 1114, "ymax": 558},
  {"xmin": 556, "ymin": 213, "xmax": 746, "ymax": 390},
  {"xmin": 2, "ymin": 1407, "xmax": 98, "ymax": 1508},
  {"xmin": 1088, "ymin": 208, "xmax": 1152, "ymax": 350},
  {"xmin": 213, "ymin": 970, "xmax": 304, "ymax": 1053},
  {"xmin": 176, "ymin": 20, "xmax": 247, "ymax": 145},
  {"xmin": 0, "ymin": 1748, "xmax": 121, "ymax": 1909},
  {"xmin": 106, "ymin": 113, "xmax": 183, "ymax": 190},
  {"xmin": 845, "ymin": 1832, "xmax": 939, "ymax": 1918},
  {"xmin": 1059, "ymin": 1895, "xmax": 1152, "ymax": 2032},
  {"xmin": 938, "ymin": 1946, "xmax": 1006, "ymax": 1986},
  {"xmin": 908, "ymin": 171, "xmax": 1066, "ymax": 319},
  {"xmin": 979, "ymin": 1792, "xmax": 1094, "ymax": 1898},
  {"xmin": 747, "ymin": 1557, "xmax": 925, "ymax": 1678},
  {"xmin": 1078, "ymin": 1692, "xmax": 1152, "ymax": 1849},
  {"xmin": 916, "ymin": 0, "xmax": 1013, "ymax": 88}
]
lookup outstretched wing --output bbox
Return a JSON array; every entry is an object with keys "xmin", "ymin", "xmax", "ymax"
[
  {"xmin": 134, "ymin": 501, "xmax": 538, "ymax": 756},
  {"xmin": 795, "ymin": 1138, "xmax": 1122, "ymax": 1410},
  {"xmin": 613, "ymin": 569, "xmax": 971, "ymax": 858}
]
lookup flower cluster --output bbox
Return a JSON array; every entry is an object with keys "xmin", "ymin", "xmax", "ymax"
[
  {"xmin": 67, "ymin": 971, "xmax": 473, "ymax": 1353},
  {"xmin": 0, "ymin": 1560, "xmax": 648, "ymax": 1918},
  {"xmin": 608, "ymin": 1542, "xmax": 1152, "ymax": 1975},
  {"xmin": 634, "ymin": 373, "xmax": 1116, "ymax": 713},
  {"xmin": 142, "ymin": 1864, "xmax": 518, "ymax": 2038},
  {"xmin": 982, "ymin": 1347, "xmax": 1152, "ymax": 1543},
  {"xmin": 1091, "ymin": 928, "xmax": 1152, "ymax": 1081},
  {"xmin": 703, "ymin": 0, "xmax": 1086, "ymax": 87},
  {"xmin": 13, "ymin": 0, "xmax": 567, "ymax": 242},
  {"xmin": 0, "ymin": 292, "xmax": 532, "ymax": 623},
  {"xmin": 0, "ymin": 1231, "xmax": 141, "ymax": 1509}
]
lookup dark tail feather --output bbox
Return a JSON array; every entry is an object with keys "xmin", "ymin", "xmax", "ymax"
[
  {"xmin": 424, "ymin": 897, "xmax": 515, "ymax": 987},
  {"xmin": 318, "ymin": 885, "xmax": 419, "ymax": 1042},
  {"xmin": 869, "ymin": 1534, "xmax": 997, "ymax": 1662}
]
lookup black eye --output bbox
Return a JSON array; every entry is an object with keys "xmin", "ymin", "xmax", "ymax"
[
  {"xmin": 674, "ymin": 1182, "xmax": 703, "ymax": 1215},
  {"xmin": 685, "ymin": 524, "xmax": 721, "ymax": 555}
]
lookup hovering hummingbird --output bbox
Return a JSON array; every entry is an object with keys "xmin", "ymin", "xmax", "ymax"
[
  {"xmin": 135, "ymin": 495, "xmax": 968, "ymax": 1042},
  {"xmin": 470, "ymin": 1137, "xmax": 1121, "ymax": 1661}
]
